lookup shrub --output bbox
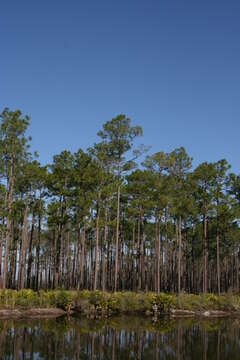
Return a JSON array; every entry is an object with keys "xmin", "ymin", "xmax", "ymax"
[
  {"xmin": 15, "ymin": 289, "xmax": 39, "ymax": 308},
  {"xmin": 154, "ymin": 293, "xmax": 174, "ymax": 313},
  {"xmin": 88, "ymin": 290, "xmax": 110, "ymax": 312},
  {"xmin": 1, "ymin": 290, "xmax": 240, "ymax": 315},
  {"xmin": 55, "ymin": 290, "xmax": 74, "ymax": 312}
]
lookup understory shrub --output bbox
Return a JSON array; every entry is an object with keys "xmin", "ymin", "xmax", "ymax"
[
  {"xmin": 153, "ymin": 293, "xmax": 175, "ymax": 313},
  {"xmin": 55, "ymin": 290, "xmax": 74, "ymax": 311},
  {"xmin": 1, "ymin": 290, "xmax": 240, "ymax": 314}
]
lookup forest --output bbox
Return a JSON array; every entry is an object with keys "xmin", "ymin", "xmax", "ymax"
[{"xmin": 0, "ymin": 107, "xmax": 239, "ymax": 295}]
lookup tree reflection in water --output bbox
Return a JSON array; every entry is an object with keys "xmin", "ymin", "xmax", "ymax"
[{"xmin": 0, "ymin": 316, "xmax": 240, "ymax": 359}]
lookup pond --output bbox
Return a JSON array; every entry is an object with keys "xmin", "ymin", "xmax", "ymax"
[{"xmin": 0, "ymin": 315, "xmax": 240, "ymax": 359}]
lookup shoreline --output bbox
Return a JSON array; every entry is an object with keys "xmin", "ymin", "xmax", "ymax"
[
  {"xmin": 0, "ymin": 308, "xmax": 67, "ymax": 319},
  {"xmin": 0, "ymin": 307, "xmax": 240, "ymax": 320},
  {"xmin": 1, "ymin": 290, "xmax": 240, "ymax": 319}
]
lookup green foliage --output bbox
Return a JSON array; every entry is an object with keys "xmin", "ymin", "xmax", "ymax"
[
  {"xmin": 97, "ymin": 114, "xmax": 143, "ymax": 163},
  {"xmin": 0, "ymin": 107, "xmax": 240, "ymax": 297},
  {"xmin": 15, "ymin": 289, "xmax": 39, "ymax": 308},
  {"xmin": 153, "ymin": 293, "xmax": 175, "ymax": 312},
  {"xmin": 175, "ymin": 292, "xmax": 240, "ymax": 311},
  {"xmin": 1, "ymin": 290, "xmax": 240, "ymax": 316},
  {"xmin": 89, "ymin": 290, "xmax": 109, "ymax": 309},
  {"xmin": 78, "ymin": 291, "xmax": 173, "ymax": 314},
  {"xmin": 55, "ymin": 290, "xmax": 74, "ymax": 311},
  {"xmin": 0, "ymin": 290, "xmax": 75, "ymax": 311}
]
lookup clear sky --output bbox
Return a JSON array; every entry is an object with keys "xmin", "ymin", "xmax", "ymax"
[{"xmin": 1, "ymin": 0, "xmax": 240, "ymax": 171}]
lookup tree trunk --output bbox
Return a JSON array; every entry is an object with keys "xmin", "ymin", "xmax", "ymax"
[
  {"xmin": 3, "ymin": 160, "xmax": 14, "ymax": 289},
  {"xmin": 137, "ymin": 214, "xmax": 141, "ymax": 291},
  {"xmin": 80, "ymin": 223, "xmax": 86, "ymax": 289},
  {"xmin": 55, "ymin": 196, "xmax": 64, "ymax": 288},
  {"xmin": 114, "ymin": 159, "xmax": 121, "ymax": 292},
  {"xmin": 93, "ymin": 207, "xmax": 100, "ymax": 291},
  {"xmin": 178, "ymin": 216, "xmax": 182, "ymax": 294},
  {"xmin": 0, "ymin": 233, "xmax": 2, "ymax": 289},
  {"xmin": 27, "ymin": 212, "xmax": 35, "ymax": 288},
  {"xmin": 18, "ymin": 192, "xmax": 29, "ymax": 289},
  {"xmin": 216, "ymin": 232, "xmax": 221, "ymax": 295},
  {"xmin": 236, "ymin": 244, "xmax": 239, "ymax": 292},
  {"xmin": 156, "ymin": 213, "xmax": 161, "ymax": 293},
  {"xmin": 203, "ymin": 212, "xmax": 208, "ymax": 293},
  {"xmin": 102, "ymin": 208, "xmax": 107, "ymax": 292},
  {"xmin": 0, "ymin": 191, "xmax": 8, "ymax": 289},
  {"xmin": 36, "ymin": 191, "xmax": 42, "ymax": 290}
]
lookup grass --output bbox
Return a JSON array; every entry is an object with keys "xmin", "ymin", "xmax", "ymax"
[{"xmin": 1, "ymin": 289, "xmax": 240, "ymax": 315}]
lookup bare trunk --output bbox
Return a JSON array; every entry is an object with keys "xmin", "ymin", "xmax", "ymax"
[
  {"xmin": 0, "ymin": 236, "xmax": 2, "ymax": 289},
  {"xmin": 0, "ymin": 191, "xmax": 8, "ymax": 289},
  {"xmin": 178, "ymin": 216, "xmax": 182, "ymax": 294},
  {"xmin": 36, "ymin": 191, "xmax": 42, "ymax": 290},
  {"xmin": 93, "ymin": 208, "xmax": 100, "ymax": 291},
  {"xmin": 216, "ymin": 201, "xmax": 220, "ymax": 295},
  {"xmin": 157, "ymin": 214, "xmax": 161, "ymax": 293},
  {"xmin": 216, "ymin": 232, "xmax": 220, "ymax": 295},
  {"xmin": 3, "ymin": 161, "xmax": 14, "ymax": 289},
  {"xmin": 18, "ymin": 193, "xmax": 29, "ymax": 289},
  {"xmin": 137, "ymin": 214, "xmax": 141, "ymax": 290},
  {"xmin": 114, "ymin": 159, "xmax": 121, "ymax": 292},
  {"xmin": 55, "ymin": 196, "xmax": 64, "ymax": 288},
  {"xmin": 80, "ymin": 223, "xmax": 86, "ymax": 289},
  {"xmin": 203, "ymin": 212, "xmax": 207, "ymax": 293},
  {"xmin": 236, "ymin": 244, "xmax": 239, "ymax": 292},
  {"xmin": 27, "ymin": 213, "xmax": 35, "ymax": 288},
  {"xmin": 102, "ymin": 208, "xmax": 107, "ymax": 292}
]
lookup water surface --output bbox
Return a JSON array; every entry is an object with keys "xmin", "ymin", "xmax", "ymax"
[{"xmin": 0, "ymin": 315, "xmax": 240, "ymax": 359}]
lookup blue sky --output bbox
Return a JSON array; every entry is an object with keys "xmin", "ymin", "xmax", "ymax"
[{"xmin": 1, "ymin": 0, "xmax": 240, "ymax": 171}]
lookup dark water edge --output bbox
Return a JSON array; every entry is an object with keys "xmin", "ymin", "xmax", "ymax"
[{"xmin": 1, "ymin": 315, "xmax": 240, "ymax": 359}]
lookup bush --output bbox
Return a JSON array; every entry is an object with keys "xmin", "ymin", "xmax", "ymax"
[
  {"xmin": 89, "ymin": 290, "xmax": 107, "ymax": 308},
  {"xmin": 153, "ymin": 293, "xmax": 175, "ymax": 313},
  {"xmin": 0, "ymin": 289, "xmax": 18, "ymax": 308},
  {"xmin": 1, "ymin": 290, "xmax": 240, "ymax": 315},
  {"xmin": 55, "ymin": 290, "xmax": 74, "ymax": 311},
  {"xmin": 15, "ymin": 289, "xmax": 39, "ymax": 308}
]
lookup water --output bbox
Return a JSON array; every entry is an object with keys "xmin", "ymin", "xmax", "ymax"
[{"xmin": 0, "ymin": 315, "xmax": 240, "ymax": 359}]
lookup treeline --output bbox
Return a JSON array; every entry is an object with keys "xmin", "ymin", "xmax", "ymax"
[{"xmin": 0, "ymin": 108, "xmax": 239, "ymax": 294}]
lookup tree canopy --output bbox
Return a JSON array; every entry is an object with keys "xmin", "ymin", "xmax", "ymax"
[{"xmin": 0, "ymin": 107, "xmax": 239, "ymax": 294}]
